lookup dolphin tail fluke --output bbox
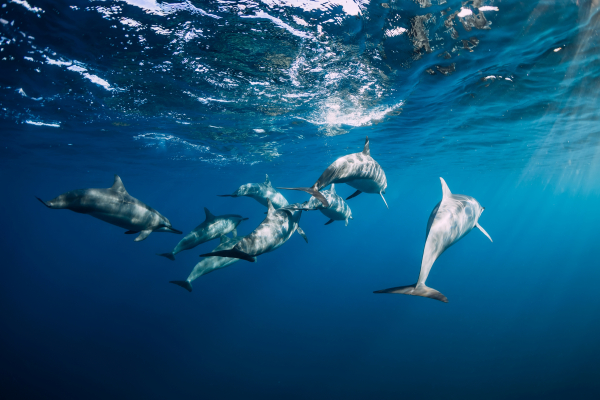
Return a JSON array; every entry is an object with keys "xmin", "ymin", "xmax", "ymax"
[
  {"xmin": 170, "ymin": 280, "xmax": 192, "ymax": 292},
  {"xmin": 36, "ymin": 196, "xmax": 51, "ymax": 208},
  {"xmin": 374, "ymin": 283, "xmax": 448, "ymax": 303},
  {"xmin": 157, "ymin": 252, "xmax": 176, "ymax": 261},
  {"xmin": 277, "ymin": 186, "xmax": 330, "ymax": 208},
  {"xmin": 200, "ymin": 249, "xmax": 257, "ymax": 263}
]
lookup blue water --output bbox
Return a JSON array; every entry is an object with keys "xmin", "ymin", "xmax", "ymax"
[{"xmin": 2, "ymin": 0, "xmax": 600, "ymax": 398}]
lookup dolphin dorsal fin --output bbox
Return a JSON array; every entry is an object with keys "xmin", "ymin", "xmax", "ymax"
[
  {"xmin": 267, "ymin": 199, "xmax": 276, "ymax": 216},
  {"xmin": 219, "ymin": 235, "xmax": 232, "ymax": 245},
  {"xmin": 204, "ymin": 207, "xmax": 216, "ymax": 221},
  {"xmin": 440, "ymin": 177, "xmax": 452, "ymax": 198},
  {"xmin": 362, "ymin": 136, "xmax": 370, "ymax": 156},
  {"xmin": 111, "ymin": 175, "xmax": 127, "ymax": 194},
  {"xmin": 330, "ymin": 183, "xmax": 336, "ymax": 195},
  {"xmin": 264, "ymin": 174, "xmax": 272, "ymax": 187}
]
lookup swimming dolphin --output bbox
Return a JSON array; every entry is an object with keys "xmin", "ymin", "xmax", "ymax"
[
  {"xmin": 37, "ymin": 175, "xmax": 182, "ymax": 241},
  {"xmin": 278, "ymin": 136, "xmax": 388, "ymax": 208},
  {"xmin": 374, "ymin": 178, "xmax": 492, "ymax": 303},
  {"xmin": 158, "ymin": 208, "xmax": 248, "ymax": 261},
  {"xmin": 283, "ymin": 184, "xmax": 353, "ymax": 226},
  {"xmin": 218, "ymin": 174, "xmax": 289, "ymax": 209},
  {"xmin": 170, "ymin": 235, "xmax": 246, "ymax": 292},
  {"xmin": 199, "ymin": 200, "xmax": 307, "ymax": 262}
]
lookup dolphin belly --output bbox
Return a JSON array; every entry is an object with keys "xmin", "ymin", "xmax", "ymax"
[
  {"xmin": 346, "ymin": 179, "xmax": 382, "ymax": 193},
  {"xmin": 320, "ymin": 206, "xmax": 346, "ymax": 221}
]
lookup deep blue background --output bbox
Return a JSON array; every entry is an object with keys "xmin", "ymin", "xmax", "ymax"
[{"xmin": 2, "ymin": 0, "xmax": 600, "ymax": 399}]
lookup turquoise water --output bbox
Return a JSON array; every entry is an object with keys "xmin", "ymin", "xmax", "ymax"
[{"xmin": 2, "ymin": 0, "xmax": 600, "ymax": 398}]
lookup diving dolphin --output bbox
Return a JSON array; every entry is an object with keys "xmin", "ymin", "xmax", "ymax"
[
  {"xmin": 170, "ymin": 235, "xmax": 246, "ymax": 292},
  {"xmin": 374, "ymin": 178, "xmax": 492, "ymax": 303},
  {"xmin": 36, "ymin": 175, "xmax": 182, "ymax": 241},
  {"xmin": 158, "ymin": 208, "xmax": 248, "ymax": 261},
  {"xmin": 218, "ymin": 174, "xmax": 289, "ymax": 209},
  {"xmin": 278, "ymin": 136, "xmax": 388, "ymax": 208},
  {"xmin": 199, "ymin": 200, "xmax": 307, "ymax": 262},
  {"xmin": 283, "ymin": 184, "xmax": 353, "ymax": 226}
]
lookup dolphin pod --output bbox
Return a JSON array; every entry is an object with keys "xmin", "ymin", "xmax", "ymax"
[
  {"xmin": 218, "ymin": 174, "xmax": 289, "ymax": 209},
  {"xmin": 278, "ymin": 136, "xmax": 388, "ymax": 209},
  {"xmin": 157, "ymin": 208, "xmax": 248, "ymax": 261},
  {"xmin": 199, "ymin": 199, "xmax": 307, "ymax": 262},
  {"xmin": 37, "ymin": 137, "xmax": 492, "ymax": 302},
  {"xmin": 36, "ymin": 175, "xmax": 182, "ymax": 241},
  {"xmin": 282, "ymin": 184, "xmax": 353, "ymax": 226},
  {"xmin": 374, "ymin": 178, "xmax": 492, "ymax": 302},
  {"xmin": 170, "ymin": 235, "xmax": 246, "ymax": 292}
]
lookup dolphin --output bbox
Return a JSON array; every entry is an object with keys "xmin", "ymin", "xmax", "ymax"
[
  {"xmin": 199, "ymin": 200, "xmax": 307, "ymax": 262},
  {"xmin": 36, "ymin": 175, "xmax": 182, "ymax": 241},
  {"xmin": 170, "ymin": 235, "xmax": 246, "ymax": 292},
  {"xmin": 158, "ymin": 208, "xmax": 248, "ymax": 261},
  {"xmin": 283, "ymin": 184, "xmax": 353, "ymax": 226},
  {"xmin": 278, "ymin": 136, "xmax": 388, "ymax": 208},
  {"xmin": 218, "ymin": 174, "xmax": 289, "ymax": 209},
  {"xmin": 374, "ymin": 178, "xmax": 492, "ymax": 303}
]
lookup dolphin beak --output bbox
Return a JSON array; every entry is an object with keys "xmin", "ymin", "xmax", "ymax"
[{"xmin": 166, "ymin": 227, "xmax": 183, "ymax": 234}]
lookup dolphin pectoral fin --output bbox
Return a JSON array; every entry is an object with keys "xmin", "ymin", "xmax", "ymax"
[
  {"xmin": 380, "ymin": 192, "xmax": 389, "ymax": 209},
  {"xmin": 134, "ymin": 230, "xmax": 152, "ymax": 242},
  {"xmin": 231, "ymin": 228, "xmax": 237, "ymax": 238},
  {"xmin": 200, "ymin": 249, "xmax": 257, "ymax": 262},
  {"xmin": 297, "ymin": 227, "xmax": 308, "ymax": 243},
  {"xmin": 346, "ymin": 190, "xmax": 362, "ymax": 200},
  {"xmin": 345, "ymin": 218, "xmax": 349, "ymax": 226},
  {"xmin": 277, "ymin": 186, "xmax": 330, "ymax": 208},
  {"xmin": 324, "ymin": 219, "xmax": 335, "ymax": 225},
  {"xmin": 157, "ymin": 252, "xmax": 176, "ymax": 261},
  {"xmin": 476, "ymin": 222, "xmax": 493, "ymax": 242},
  {"xmin": 124, "ymin": 230, "xmax": 138, "ymax": 234},
  {"xmin": 170, "ymin": 280, "xmax": 192, "ymax": 292},
  {"xmin": 374, "ymin": 283, "xmax": 448, "ymax": 303},
  {"xmin": 36, "ymin": 196, "xmax": 52, "ymax": 208}
]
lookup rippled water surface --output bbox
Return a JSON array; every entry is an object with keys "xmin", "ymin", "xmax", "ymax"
[{"xmin": 2, "ymin": 1, "xmax": 600, "ymax": 399}]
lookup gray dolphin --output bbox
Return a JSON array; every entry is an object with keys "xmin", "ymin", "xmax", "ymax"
[
  {"xmin": 283, "ymin": 184, "xmax": 353, "ymax": 226},
  {"xmin": 158, "ymin": 208, "xmax": 248, "ymax": 261},
  {"xmin": 374, "ymin": 178, "xmax": 492, "ymax": 303},
  {"xmin": 199, "ymin": 199, "xmax": 307, "ymax": 262},
  {"xmin": 170, "ymin": 235, "xmax": 246, "ymax": 292},
  {"xmin": 278, "ymin": 136, "xmax": 388, "ymax": 208},
  {"xmin": 36, "ymin": 175, "xmax": 182, "ymax": 241},
  {"xmin": 218, "ymin": 174, "xmax": 289, "ymax": 209}
]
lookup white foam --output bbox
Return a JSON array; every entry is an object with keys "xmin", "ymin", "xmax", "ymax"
[
  {"xmin": 10, "ymin": 0, "xmax": 43, "ymax": 14},
  {"xmin": 240, "ymin": 11, "xmax": 313, "ymax": 39},
  {"xmin": 26, "ymin": 120, "xmax": 60, "ymax": 127},
  {"xmin": 479, "ymin": 6, "xmax": 499, "ymax": 12},
  {"xmin": 457, "ymin": 8, "xmax": 473, "ymax": 18}
]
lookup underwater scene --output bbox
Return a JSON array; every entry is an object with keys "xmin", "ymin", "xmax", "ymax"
[{"xmin": 2, "ymin": 0, "xmax": 600, "ymax": 398}]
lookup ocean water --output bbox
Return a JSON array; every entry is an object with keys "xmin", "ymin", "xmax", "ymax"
[{"xmin": 2, "ymin": 0, "xmax": 600, "ymax": 398}]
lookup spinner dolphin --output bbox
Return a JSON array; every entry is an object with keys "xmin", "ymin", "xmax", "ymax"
[
  {"xmin": 200, "ymin": 200, "xmax": 307, "ymax": 262},
  {"xmin": 36, "ymin": 175, "xmax": 182, "ymax": 242},
  {"xmin": 374, "ymin": 178, "xmax": 492, "ymax": 302},
  {"xmin": 170, "ymin": 235, "xmax": 246, "ymax": 292},
  {"xmin": 158, "ymin": 208, "xmax": 248, "ymax": 261},
  {"xmin": 283, "ymin": 184, "xmax": 353, "ymax": 226},
  {"xmin": 218, "ymin": 174, "xmax": 289, "ymax": 209},
  {"xmin": 278, "ymin": 137, "xmax": 388, "ymax": 208}
]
